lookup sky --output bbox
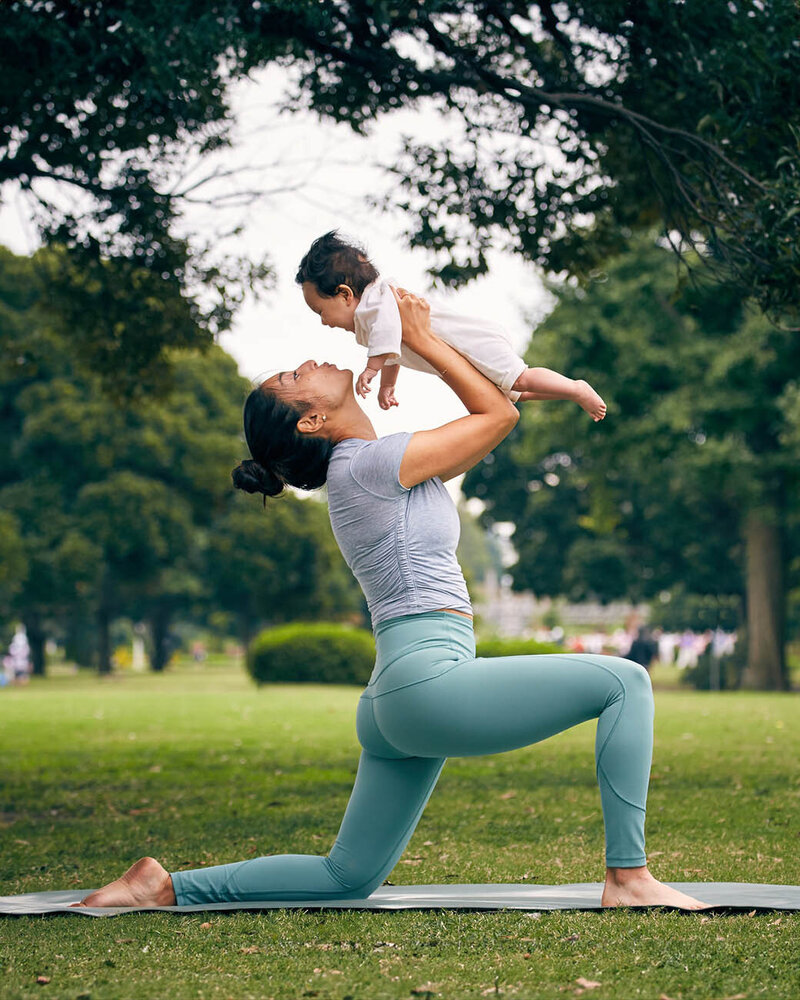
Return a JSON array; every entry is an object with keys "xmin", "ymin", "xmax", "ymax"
[{"xmin": 0, "ymin": 65, "xmax": 555, "ymax": 448}]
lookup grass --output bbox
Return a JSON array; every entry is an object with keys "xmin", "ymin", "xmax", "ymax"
[{"xmin": 1, "ymin": 659, "xmax": 798, "ymax": 1000}]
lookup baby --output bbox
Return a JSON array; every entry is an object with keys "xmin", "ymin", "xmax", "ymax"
[{"xmin": 296, "ymin": 231, "xmax": 606, "ymax": 420}]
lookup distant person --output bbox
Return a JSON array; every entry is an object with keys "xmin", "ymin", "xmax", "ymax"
[
  {"xmin": 74, "ymin": 291, "xmax": 705, "ymax": 911},
  {"xmin": 626, "ymin": 627, "xmax": 658, "ymax": 672},
  {"xmin": 191, "ymin": 641, "xmax": 207, "ymax": 663},
  {"xmin": 677, "ymin": 630, "xmax": 700, "ymax": 670},
  {"xmin": 4, "ymin": 626, "xmax": 31, "ymax": 686},
  {"xmin": 296, "ymin": 231, "xmax": 607, "ymax": 418},
  {"xmin": 657, "ymin": 630, "xmax": 678, "ymax": 666}
]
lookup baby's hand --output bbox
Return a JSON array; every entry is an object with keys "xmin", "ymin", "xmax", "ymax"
[
  {"xmin": 378, "ymin": 385, "xmax": 399, "ymax": 410},
  {"xmin": 356, "ymin": 367, "xmax": 378, "ymax": 398}
]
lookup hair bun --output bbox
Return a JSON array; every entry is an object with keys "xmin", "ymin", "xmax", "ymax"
[{"xmin": 231, "ymin": 459, "xmax": 283, "ymax": 501}]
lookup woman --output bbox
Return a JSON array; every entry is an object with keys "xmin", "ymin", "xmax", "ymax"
[{"xmin": 76, "ymin": 292, "xmax": 705, "ymax": 910}]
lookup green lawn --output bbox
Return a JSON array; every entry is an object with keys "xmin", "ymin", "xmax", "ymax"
[{"xmin": 1, "ymin": 661, "xmax": 798, "ymax": 1000}]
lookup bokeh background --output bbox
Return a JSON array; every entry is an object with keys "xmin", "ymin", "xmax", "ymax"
[{"xmin": 2, "ymin": 1, "xmax": 799, "ymax": 691}]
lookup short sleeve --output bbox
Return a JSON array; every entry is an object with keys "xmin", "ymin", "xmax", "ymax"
[
  {"xmin": 354, "ymin": 280, "xmax": 402, "ymax": 360},
  {"xmin": 349, "ymin": 433, "xmax": 412, "ymax": 499}
]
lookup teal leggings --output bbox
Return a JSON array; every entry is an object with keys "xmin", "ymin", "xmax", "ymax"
[{"xmin": 171, "ymin": 612, "xmax": 654, "ymax": 905}]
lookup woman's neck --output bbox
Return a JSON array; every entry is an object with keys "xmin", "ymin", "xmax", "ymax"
[{"xmin": 330, "ymin": 400, "xmax": 377, "ymax": 444}]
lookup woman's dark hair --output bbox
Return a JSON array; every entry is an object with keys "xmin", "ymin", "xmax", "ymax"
[
  {"xmin": 231, "ymin": 386, "xmax": 333, "ymax": 503},
  {"xmin": 295, "ymin": 230, "xmax": 379, "ymax": 297}
]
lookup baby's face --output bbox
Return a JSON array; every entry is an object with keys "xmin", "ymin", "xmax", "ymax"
[{"xmin": 302, "ymin": 282, "xmax": 359, "ymax": 332}]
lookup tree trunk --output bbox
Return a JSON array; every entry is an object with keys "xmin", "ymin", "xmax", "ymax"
[
  {"xmin": 149, "ymin": 606, "xmax": 172, "ymax": 672},
  {"xmin": 64, "ymin": 616, "xmax": 96, "ymax": 668},
  {"xmin": 23, "ymin": 611, "xmax": 46, "ymax": 677},
  {"xmin": 97, "ymin": 606, "xmax": 112, "ymax": 674},
  {"xmin": 740, "ymin": 509, "xmax": 787, "ymax": 690}
]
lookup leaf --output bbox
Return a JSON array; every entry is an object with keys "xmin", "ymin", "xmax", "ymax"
[
  {"xmin": 199, "ymin": 921, "xmax": 212, "ymax": 929},
  {"xmin": 575, "ymin": 978, "xmax": 602, "ymax": 989},
  {"xmin": 499, "ymin": 790, "xmax": 516, "ymax": 800}
]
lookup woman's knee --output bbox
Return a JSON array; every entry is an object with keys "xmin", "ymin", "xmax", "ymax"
[
  {"xmin": 323, "ymin": 851, "xmax": 386, "ymax": 898},
  {"xmin": 614, "ymin": 657, "xmax": 654, "ymax": 708}
]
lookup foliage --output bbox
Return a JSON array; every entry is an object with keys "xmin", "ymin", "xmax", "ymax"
[
  {"xmin": 1, "ymin": 1, "xmax": 273, "ymax": 384},
  {"xmin": 649, "ymin": 591, "xmax": 742, "ymax": 634},
  {"xmin": 682, "ymin": 646, "xmax": 747, "ymax": 692},
  {"xmin": 247, "ymin": 622, "xmax": 375, "ymax": 685},
  {"xmin": 456, "ymin": 503, "xmax": 501, "ymax": 592},
  {"xmin": 0, "ymin": 246, "xmax": 360, "ymax": 669},
  {"xmin": 476, "ymin": 636, "xmax": 562, "ymax": 658},
  {"xmin": 3, "ymin": 1, "xmax": 799, "ymax": 379},
  {"xmin": 258, "ymin": 0, "xmax": 799, "ymax": 323},
  {"xmin": 207, "ymin": 494, "xmax": 364, "ymax": 642},
  {"xmin": 1, "ymin": 665, "xmax": 798, "ymax": 999},
  {"xmin": 463, "ymin": 236, "xmax": 800, "ymax": 686},
  {"xmin": 464, "ymin": 238, "xmax": 800, "ymax": 603}
]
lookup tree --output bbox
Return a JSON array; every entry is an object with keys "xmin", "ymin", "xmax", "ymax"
[
  {"xmin": 1, "ymin": 0, "xmax": 272, "ymax": 385},
  {"xmin": 206, "ymin": 492, "xmax": 363, "ymax": 645},
  {"xmin": 0, "ymin": 246, "xmax": 245, "ymax": 670},
  {"xmin": 1, "ymin": 244, "xmax": 363, "ymax": 670},
  {"xmin": 258, "ymin": 0, "xmax": 800, "ymax": 321},
  {"xmin": 4, "ymin": 0, "xmax": 798, "ymax": 370},
  {"xmin": 463, "ymin": 239, "xmax": 800, "ymax": 689}
]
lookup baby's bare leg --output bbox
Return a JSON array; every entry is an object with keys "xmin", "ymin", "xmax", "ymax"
[{"xmin": 513, "ymin": 368, "xmax": 607, "ymax": 421}]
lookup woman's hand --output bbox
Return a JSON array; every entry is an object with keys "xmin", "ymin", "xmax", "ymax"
[{"xmin": 393, "ymin": 288, "xmax": 434, "ymax": 357}]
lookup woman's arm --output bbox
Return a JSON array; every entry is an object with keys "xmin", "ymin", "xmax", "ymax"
[{"xmin": 396, "ymin": 292, "xmax": 519, "ymax": 489}]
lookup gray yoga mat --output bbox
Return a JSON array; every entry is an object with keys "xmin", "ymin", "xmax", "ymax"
[{"xmin": 1, "ymin": 883, "xmax": 799, "ymax": 916}]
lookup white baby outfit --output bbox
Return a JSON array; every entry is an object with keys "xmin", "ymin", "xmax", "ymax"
[{"xmin": 353, "ymin": 278, "xmax": 527, "ymax": 401}]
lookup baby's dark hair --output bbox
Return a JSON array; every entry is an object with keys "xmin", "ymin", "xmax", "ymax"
[
  {"xmin": 231, "ymin": 385, "xmax": 332, "ymax": 502},
  {"xmin": 296, "ymin": 230, "xmax": 379, "ymax": 297}
]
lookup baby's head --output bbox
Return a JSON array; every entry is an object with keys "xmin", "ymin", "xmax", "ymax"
[{"xmin": 296, "ymin": 231, "xmax": 379, "ymax": 332}]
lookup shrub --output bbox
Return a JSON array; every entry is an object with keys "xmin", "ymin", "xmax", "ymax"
[
  {"xmin": 475, "ymin": 637, "xmax": 563, "ymax": 658},
  {"xmin": 682, "ymin": 646, "xmax": 746, "ymax": 691},
  {"xmin": 247, "ymin": 622, "xmax": 375, "ymax": 686}
]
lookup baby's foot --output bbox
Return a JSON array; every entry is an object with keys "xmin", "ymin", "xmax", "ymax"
[
  {"xmin": 70, "ymin": 857, "xmax": 176, "ymax": 908},
  {"xmin": 602, "ymin": 867, "xmax": 709, "ymax": 910},
  {"xmin": 574, "ymin": 380, "xmax": 607, "ymax": 421}
]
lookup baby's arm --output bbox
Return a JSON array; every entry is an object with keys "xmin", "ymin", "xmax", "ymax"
[
  {"xmin": 356, "ymin": 353, "xmax": 393, "ymax": 398},
  {"xmin": 377, "ymin": 363, "xmax": 399, "ymax": 410}
]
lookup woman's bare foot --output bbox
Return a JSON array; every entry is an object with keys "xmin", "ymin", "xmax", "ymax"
[
  {"xmin": 574, "ymin": 380, "xmax": 607, "ymax": 421},
  {"xmin": 602, "ymin": 866, "xmax": 709, "ymax": 910},
  {"xmin": 70, "ymin": 857, "xmax": 176, "ymax": 908}
]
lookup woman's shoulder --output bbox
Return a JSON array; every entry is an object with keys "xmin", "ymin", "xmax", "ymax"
[{"xmin": 330, "ymin": 433, "xmax": 413, "ymax": 499}]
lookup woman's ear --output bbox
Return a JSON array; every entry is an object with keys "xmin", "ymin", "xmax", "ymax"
[{"xmin": 296, "ymin": 411, "xmax": 327, "ymax": 435}]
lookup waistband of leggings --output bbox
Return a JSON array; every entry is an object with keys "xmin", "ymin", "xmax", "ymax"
[{"xmin": 374, "ymin": 610, "xmax": 475, "ymax": 638}]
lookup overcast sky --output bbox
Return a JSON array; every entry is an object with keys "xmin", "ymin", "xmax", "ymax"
[{"xmin": 0, "ymin": 66, "xmax": 554, "ymax": 446}]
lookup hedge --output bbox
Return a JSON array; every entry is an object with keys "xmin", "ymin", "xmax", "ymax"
[
  {"xmin": 247, "ymin": 627, "xmax": 566, "ymax": 687},
  {"xmin": 475, "ymin": 637, "xmax": 563, "ymax": 658},
  {"xmin": 247, "ymin": 622, "xmax": 375, "ymax": 686}
]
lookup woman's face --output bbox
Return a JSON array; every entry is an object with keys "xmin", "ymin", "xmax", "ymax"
[{"xmin": 263, "ymin": 360, "xmax": 354, "ymax": 412}]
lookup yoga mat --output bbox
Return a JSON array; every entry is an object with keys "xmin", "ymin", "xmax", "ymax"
[{"xmin": 1, "ymin": 883, "xmax": 799, "ymax": 916}]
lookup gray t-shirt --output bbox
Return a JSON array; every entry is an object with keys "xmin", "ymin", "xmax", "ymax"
[{"xmin": 327, "ymin": 432, "xmax": 472, "ymax": 628}]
